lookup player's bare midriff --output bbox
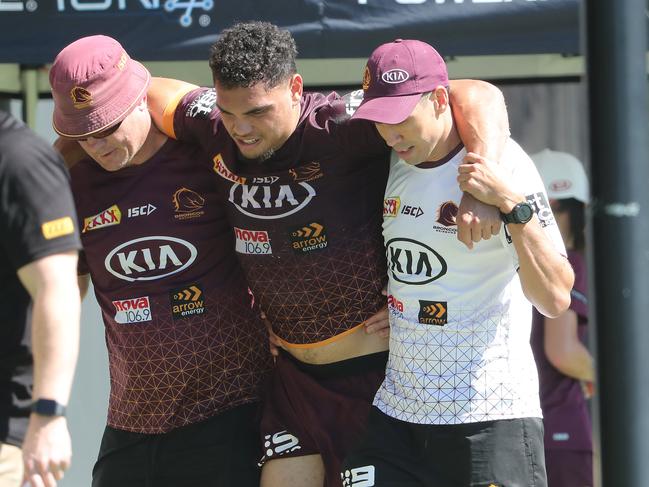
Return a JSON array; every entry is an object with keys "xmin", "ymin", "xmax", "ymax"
[{"xmin": 279, "ymin": 322, "xmax": 389, "ymax": 365}]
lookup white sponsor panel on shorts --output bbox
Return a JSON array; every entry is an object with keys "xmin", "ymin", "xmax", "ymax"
[{"xmin": 341, "ymin": 466, "xmax": 375, "ymax": 487}]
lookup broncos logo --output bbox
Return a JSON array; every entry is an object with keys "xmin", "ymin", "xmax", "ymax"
[
  {"xmin": 173, "ymin": 188, "xmax": 205, "ymax": 213},
  {"xmin": 70, "ymin": 86, "xmax": 93, "ymax": 109},
  {"xmin": 436, "ymin": 201, "xmax": 458, "ymax": 227},
  {"xmin": 289, "ymin": 162, "xmax": 322, "ymax": 182}
]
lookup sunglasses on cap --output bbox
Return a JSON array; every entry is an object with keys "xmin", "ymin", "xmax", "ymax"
[{"xmin": 77, "ymin": 120, "xmax": 122, "ymax": 142}]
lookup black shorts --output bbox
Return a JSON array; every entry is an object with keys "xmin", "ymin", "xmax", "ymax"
[
  {"xmin": 92, "ymin": 403, "xmax": 261, "ymax": 487},
  {"xmin": 342, "ymin": 407, "xmax": 547, "ymax": 487},
  {"xmin": 260, "ymin": 350, "xmax": 388, "ymax": 487}
]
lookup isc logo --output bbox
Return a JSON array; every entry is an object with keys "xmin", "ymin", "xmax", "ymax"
[
  {"xmin": 401, "ymin": 204, "xmax": 424, "ymax": 218},
  {"xmin": 104, "ymin": 236, "xmax": 197, "ymax": 282},
  {"xmin": 128, "ymin": 204, "xmax": 156, "ymax": 218}
]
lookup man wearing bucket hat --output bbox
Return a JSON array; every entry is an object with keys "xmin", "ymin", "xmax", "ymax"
[
  {"xmin": 146, "ymin": 21, "xmax": 514, "ymax": 487},
  {"xmin": 341, "ymin": 39, "xmax": 574, "ymax": 486},
  {"xmin": 531, "ymin": 149, "xmax": 595, "ymax": 487},
  {"xmin": 49, "ymin": 35, "xmax": 273, "ymax": 487}
]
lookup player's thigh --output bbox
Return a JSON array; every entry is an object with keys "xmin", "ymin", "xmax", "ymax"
[{"xmin": 261, "ymin": 453, "xmax": 325, "ymax": 487}]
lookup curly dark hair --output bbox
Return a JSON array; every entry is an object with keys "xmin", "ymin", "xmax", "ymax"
[{"xmin": 209, "ymin": 22, "xmax": 298, "ymax": 89}]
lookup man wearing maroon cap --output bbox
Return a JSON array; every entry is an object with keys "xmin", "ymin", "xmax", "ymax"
[
  {"xmin": 49, "ymin": 35, "xmax": 273, "ymax": 487},
  {"xmin": 146, "ymin": 22, "xmax": 515, "ymax": 487},
  {"xmin": 341, "ymin": 39, "xmax": 575, "ymax": 486}
]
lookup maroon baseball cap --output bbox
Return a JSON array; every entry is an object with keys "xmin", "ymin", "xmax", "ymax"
[
  {"xmin": 50, "ymin": 35, "xmax": 150, "ymax": 138},
  {"xmin": 351, "ymin": 39, "xmax": 448, "ymax": 124}
]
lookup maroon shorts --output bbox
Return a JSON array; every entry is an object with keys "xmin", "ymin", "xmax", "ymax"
[
  {"xmin": 259, "ymin": 350, "xmax": 387, "ymax": 487},
  {"xmin": 545, "ymin": 449, "xmax": 593, "ymax": 487}
]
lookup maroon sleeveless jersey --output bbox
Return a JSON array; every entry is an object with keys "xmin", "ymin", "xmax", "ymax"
[
  {"xmin": 168, "ymin": 89, "xmax": 390, "ymax": 345},
  {"xmin": 70, "ymin": 139, "xmax": 272, "ymax": 433}
]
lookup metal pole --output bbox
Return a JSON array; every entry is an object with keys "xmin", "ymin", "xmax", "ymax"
[
  {"xmin": 20, "ymin": 66, "xmax": 39, "ymax": 129},
  {"xmin": 585, "ymin": 1, "xmax": 649, "ymax": 485}
]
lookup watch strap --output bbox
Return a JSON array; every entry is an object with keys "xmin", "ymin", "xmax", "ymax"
[{"xmin": 31, "ymin": 399, "xmax": 67, "ymax": 417}]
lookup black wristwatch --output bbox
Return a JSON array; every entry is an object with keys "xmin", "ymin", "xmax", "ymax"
[
  {"xmin": 500, "ymin": 201, "xmax": 534, "ymax": 224},
  {"xmin": 31, "ymin": 399, "xmax": 67, "ymax": 417}
]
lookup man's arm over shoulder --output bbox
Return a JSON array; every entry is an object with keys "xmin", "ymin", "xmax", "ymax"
[
  {"xmin": 448, "ymin": 79, "xmax": 509, "ymax": 161},
  {"xmin": 458, "ymin": 142, "xmax": 574, "ymax": 317},
  {"xmin": 148, "ymin": 77, "xmax": 201, "ymax": 139},
  {"xmin": 448, "ymin": 80, "xmax": 510, "ymax": 248}
]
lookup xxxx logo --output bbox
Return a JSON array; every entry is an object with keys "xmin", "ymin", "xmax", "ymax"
[
  {"xmin": 290, "ymin": 222, "xmax": 328, "ymax": 254},
  {"xmin": 213, "ymin": 153, "xmax": 246, "ymax": 184},
  {"xmin": 384, "ymin": 197, "xmax": 400, "ymax": 217},
  {"xmin": 418, "ymin": 300, "xmax": 447, "ymax": 326},
  {"xmin": 83, "ymin": 204, "xmax": 121, "ymax": 233}
]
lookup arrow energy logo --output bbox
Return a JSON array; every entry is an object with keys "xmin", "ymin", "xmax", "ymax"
[
  {"xmin": 169, "ymin": 283, "xmax": 205, "ymax": 319},
  {"xmin": 289, "ymin": 222, "xmax": 328, "ymax": 254},
  {"xmin": 418, "ymin": 300, "xmax": 447, "ymax": 325}
]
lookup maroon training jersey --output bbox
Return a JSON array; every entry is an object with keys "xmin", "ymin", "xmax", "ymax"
[
  {"xmin": 531, "ymin": 250, "xmax": 592, "ymax": 451},
  {"xmin": 167, "ymin": 89, "xmax": 389, "ymax": 345},
  {"xmin": 70, "ymin": 139, "xmax": 272, "ymax": 434}
]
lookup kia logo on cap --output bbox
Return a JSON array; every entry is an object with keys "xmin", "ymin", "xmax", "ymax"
[{"xmin": 382, "ymin": 69, "xmax": 410, "ymax": 84}]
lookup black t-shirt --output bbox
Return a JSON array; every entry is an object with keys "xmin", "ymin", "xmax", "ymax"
[{"xmin": 0, "ymin": 110, "xmax": 81, "ymax": 445}]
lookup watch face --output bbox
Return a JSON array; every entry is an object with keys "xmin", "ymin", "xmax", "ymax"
[{"xmin": 515, "ymin": 203, "xmax": 534, "ymax": 223}]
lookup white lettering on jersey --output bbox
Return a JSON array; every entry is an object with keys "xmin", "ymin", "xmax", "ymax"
[
  {"xmin": 229, "ymin": 182, "xmax": 316, "ymax": 220},
  {"xmin": 105, "ymin": 236, "xmax": 197, "ymax": 282}
]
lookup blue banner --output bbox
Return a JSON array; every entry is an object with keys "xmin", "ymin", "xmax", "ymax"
[{"xmin": 0, "ymin": 0, "xmax": 581, "ymax": 64}]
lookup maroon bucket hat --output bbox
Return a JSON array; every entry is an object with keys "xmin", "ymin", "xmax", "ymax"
[
  {"xmin": 50, "ymin": 35, "xmax": 150, "ymax": 139},
  {"xmin": 352, "ymin": 39, "xmax": 448, "ymax": 125}
]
